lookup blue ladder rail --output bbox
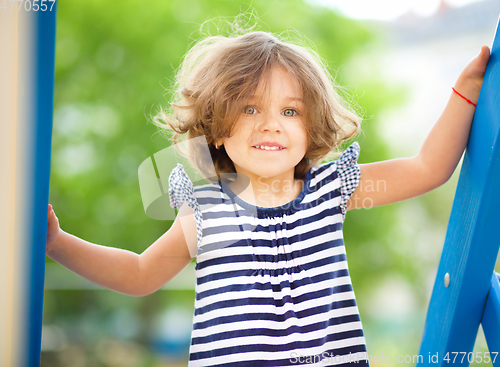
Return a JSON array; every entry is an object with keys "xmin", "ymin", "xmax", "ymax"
[
  {"xmin": 417, "ymin": 13, "xmax": 500, "ymax": 367},
  {"xmin": 482, "ymin": 273, "xmax": 500, "ymax": 366}
]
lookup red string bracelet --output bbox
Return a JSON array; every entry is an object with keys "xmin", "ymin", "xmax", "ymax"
[{"xmin": 452, "ymin": 87, "xmax": 477, "ymax": 107}]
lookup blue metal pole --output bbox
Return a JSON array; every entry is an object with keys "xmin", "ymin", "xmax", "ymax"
[{"xmin": 25, "ymin": 5, "xmax": 57, "ymax": 367}]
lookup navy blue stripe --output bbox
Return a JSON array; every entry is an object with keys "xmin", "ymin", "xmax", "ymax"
[
  {"xmin": 202, "ymin": 208, "xmax": 237, "ymax": 220},
  {"xmin": 202, "ymin": 208, "xmax": 338, "ymax": 235},
  {"xmin": 203, "ymin": 224, "xmax": 251, "ymax": 236},
  {"xmin": 302, "ymin": 254, "xmax": 349, "ymax": 272},
  {"xmin": 190, "ymin": 329, "xmax": 364, "ymax": 361},
  {"xmin": 301, "ymin": 187, "xmax": 342, "ymax": 209},
  {"xmin": 203, "ymin": 216, "xmax": 343, "ymax": 245},
  {"xmin": 193, "ymin": 299, "xmax": 358, "ymax": 329},
  {"xmin": 204, "ymin": 344, "xmax": 369, "ymax": 367},
  {"xmin": 206, "ymin": 353, "xmax": 369, "ymax": 367},
  {"xmin": 194, "ymin": 184, "xmax": 223, "ymax": 194},
  {"xmin": 201, "ymin": 189, "xmax": 342, "ymax": 223},
  {"xmin": 193, "ymin": 344, "xmax": 368, "ymax": 367},
  {"xmin": 197, "ymin": 252, "xmax": 347, "ymax": 278},
  {"xmin": 197, "ymin": 196, "xmax": 232, "ymax": 206},
  {"xmin": 196, "ymin": 278, "xmax": 352, "ymax": 301},
  {"xmin": 310, "ymin": 160, "xmax": 336, "ymax": 179},
  {"xmin": 199, "ymin": 228, "xmax": 344, "ymax": 258},
  {"xmin": 197, "ymin": 238, "xmax": 251, "ymax": 255},
  {"xmin": 200, "ymin": 198, "xmax": 340, "ymax": 221},
  {"xmin": 203, "ymin": 347, "xmax": 369, "ymax": 367},
  {"xmin": 202, "ymin": 221, "xmax": 257, "ymax": 236},
  {"xmin": 196, "ymin": 241, "xmax": 345, "ymax": 271},
  {"xmin": 191, "ymin": 314, "xmax": 361, "ymax": 344},
  {"xmin": 250, "ymin": 208, "xmax": 342, "ymax": 234},
  {"xmin": 194, "ymin": 183, "xmax": 221, "ymax": 192},
  {"xmin": 202, "ymin": 208, "xmax": 255, "ymax": 220},
  {"xmin": 196, "ymin": 266, "xmax": 349, "ymax": 285},
  {"xmin": 195, "ymin": 288, "xmax": 356, "ymax": 316}
]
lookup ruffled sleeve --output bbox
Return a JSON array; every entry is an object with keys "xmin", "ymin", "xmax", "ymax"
[
  {"xmin": 168, "ymin": 164, "xmax": 203, "ymax": 251},
  {"xmin": 336, "ymin": 142, "xmax": 361, "ymax": 218}
]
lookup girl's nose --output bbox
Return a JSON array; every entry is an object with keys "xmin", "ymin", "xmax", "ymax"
[{"xmin": 260, "ymin": 114, "xmax": 282, "ymax": 132}]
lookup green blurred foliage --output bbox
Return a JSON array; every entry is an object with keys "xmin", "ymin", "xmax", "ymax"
[{"xmin": 45, "ymin": 0, "xmax": 421, "ymax": 365}]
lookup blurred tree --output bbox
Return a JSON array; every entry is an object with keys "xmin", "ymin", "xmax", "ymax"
[{"xmin": 45, "ymin": 0, "xmax": 410, "ymax": 365}]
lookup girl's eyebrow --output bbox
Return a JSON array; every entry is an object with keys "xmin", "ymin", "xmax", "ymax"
[
  {"xmin": 247, "ymin": 96, "xmax": 304, "ymax": 103},
  {"xmin": 283, "ymin": 97, "xmax": 305, "ymax": 105},
  {"xmin": 285, "ymin": 97, "xmax": 304, "ymax": 102}
]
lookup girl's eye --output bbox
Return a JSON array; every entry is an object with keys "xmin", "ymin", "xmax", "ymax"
[
  {"xmin": 244, "ymin": 106, "xmax": 257, "ymax": 115},
  {"xmin": 283, "ymin": 109, "xmax": 297, "ymax": 117}
]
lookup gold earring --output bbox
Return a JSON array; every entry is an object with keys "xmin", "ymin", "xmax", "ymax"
[{"xmin": 215, "ymin": 141, "xmax": 221, "ymax": 149}]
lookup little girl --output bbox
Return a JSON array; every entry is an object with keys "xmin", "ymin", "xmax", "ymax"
[{"xmin": 47, "ymin": 30, "xmax": 490, "ymax": 366}]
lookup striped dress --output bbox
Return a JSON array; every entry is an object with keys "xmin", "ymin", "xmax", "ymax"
[{"xmin": 168, "ymin": 142, "xmax": 369, "ymax": 367}]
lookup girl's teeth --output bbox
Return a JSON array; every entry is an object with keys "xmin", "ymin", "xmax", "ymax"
[{"xmin": 256, "ymin": 146, "xmax": 280, "ymax": 150}]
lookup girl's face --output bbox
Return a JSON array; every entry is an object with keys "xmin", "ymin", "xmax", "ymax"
[{"xmin": 221, "ymin": 67, "xmax": 308, "ymax": 183}]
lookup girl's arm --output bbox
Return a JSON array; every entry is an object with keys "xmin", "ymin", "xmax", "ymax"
[
  {"xmin": 347, "ymin": 46, "xmax": 490, "ymax": 210},
  {"xmin": 46, "ymin": 203, "xmax": 194, "ymax": 297}
]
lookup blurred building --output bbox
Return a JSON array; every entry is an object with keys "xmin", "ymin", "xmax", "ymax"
[{"xmin": 370, "ymin": 0, "xmax": 500, "ymax": 155}]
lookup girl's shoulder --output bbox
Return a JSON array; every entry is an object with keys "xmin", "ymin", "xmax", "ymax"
[
  {"xmin": 309, "ymin": 142, "xmax": 360, "ymax": 180},
  {"xmin": 308, "ymin": 142, "xmax": 361, "ymax": 219}
]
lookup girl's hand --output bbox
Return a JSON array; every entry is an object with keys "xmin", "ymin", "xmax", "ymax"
[
  {"xmin": 455, "ymin": 46, "xmax": 490, "ymax": 103},
  {"xmin": 47, "ymin": 204, "xmax": 61, "ymax": 254}
]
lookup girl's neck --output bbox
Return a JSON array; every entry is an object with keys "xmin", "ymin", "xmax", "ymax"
[{"xmin": 227, "ymin": 172, "xmax": 304, "ymax": 208}]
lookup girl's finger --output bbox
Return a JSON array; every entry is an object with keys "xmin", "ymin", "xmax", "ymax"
[
  {"xmin": 479, "ymin": 45, "xmax": 490, "ymax": 63},
  {"xmin": 468, "ymin": 46, "xmax": 490, "ymax": 81}
]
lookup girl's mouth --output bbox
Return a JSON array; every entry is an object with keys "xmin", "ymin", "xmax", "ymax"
[{"xmin": 254, "ymin": 145, "xmax": 284, "ymax": 151}]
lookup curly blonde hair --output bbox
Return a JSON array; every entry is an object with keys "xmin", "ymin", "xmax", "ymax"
[{"xmin": 154, "ymin": 30, "xmax": 361, "ymax": 179}]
